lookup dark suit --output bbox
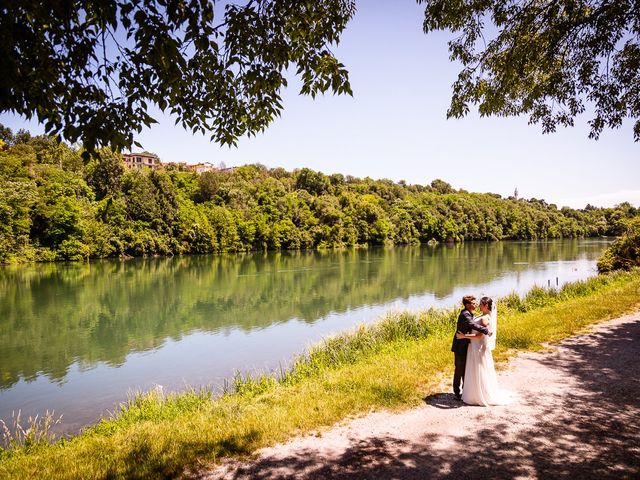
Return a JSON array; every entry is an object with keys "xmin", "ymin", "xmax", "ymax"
[{"xmin": 452, "ymin": 308, "xmax": 490, "ymax": 396}]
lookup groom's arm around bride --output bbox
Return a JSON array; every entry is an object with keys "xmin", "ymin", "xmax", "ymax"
[{"xmin": 451, "ymin": 295, "xmax": 491, "ymax": 399}]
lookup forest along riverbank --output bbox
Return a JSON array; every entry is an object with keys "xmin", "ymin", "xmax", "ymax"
[
  {"xmin": 1, "ymin": 132, "xmax": 635, "ymax": 264},
  {"xmin": 0, "ymin": 270, "xmax": 639, "ymax": 480}
]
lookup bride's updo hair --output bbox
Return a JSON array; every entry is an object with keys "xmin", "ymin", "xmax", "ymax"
[{"xmin": 480, "ymin": 297, "xmax": 493, "ymax": 311}]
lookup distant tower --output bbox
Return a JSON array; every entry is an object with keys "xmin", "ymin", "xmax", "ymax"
[{"xmin": 514, "ymin": 187, "xmax": 519, "ymax": 199}]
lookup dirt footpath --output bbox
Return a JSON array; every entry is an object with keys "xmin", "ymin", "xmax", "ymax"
[{"xmin": 202, "ymin": 312, "xmax": 640, "ymax": 480}]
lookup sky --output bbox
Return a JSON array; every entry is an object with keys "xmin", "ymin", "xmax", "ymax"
[{"xmin": 1, "ymin": 1, "xmax": 639, "ymax": 209}]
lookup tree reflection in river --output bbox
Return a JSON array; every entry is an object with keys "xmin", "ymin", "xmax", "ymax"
[{"xmin": 0, "ymin": 240, "xmax": 608, "ymax": 391}]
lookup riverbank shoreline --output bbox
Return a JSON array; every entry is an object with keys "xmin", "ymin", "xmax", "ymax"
[
  {"xmin": 204, "ymin": 311, "xmax": 640, "ymax": 479},
  {"xmin": 1, "ymin": 270, "xmax": 639, "ymax": 479},
  {"xmin": 0, "ymin": 236, "xmax": 615, "ymax": 267}
]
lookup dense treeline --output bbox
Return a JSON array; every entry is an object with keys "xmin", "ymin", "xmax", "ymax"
[{"xmin": 0, "ymin": 128, "xmax": 637, "ymax": 264}]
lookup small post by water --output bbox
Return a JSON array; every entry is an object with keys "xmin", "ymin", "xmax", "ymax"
[
  {"xmin": 556, "ymin": 277, "xmax": 559, "ymax": 286},
  {"xmin": 548, "ymin": 279, "xmax": 551, "ymax": 287}
]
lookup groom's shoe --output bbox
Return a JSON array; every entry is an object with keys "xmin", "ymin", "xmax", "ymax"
[{"xmin": 454, "ymin": 393, "xmax": 462, "ymax": 401}]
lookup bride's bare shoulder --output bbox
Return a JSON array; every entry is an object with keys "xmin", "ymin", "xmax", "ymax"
[{"xmin": 475, "ymin": 314, "xmax": 490, "ymax": 326}]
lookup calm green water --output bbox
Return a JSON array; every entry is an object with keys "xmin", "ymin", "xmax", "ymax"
[{"xmin": 0, "ymin": 239, "xmax": 610, "ymax": 433}]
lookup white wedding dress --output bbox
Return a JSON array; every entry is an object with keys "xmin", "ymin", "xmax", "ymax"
[{"xmin": 462, "ymin": 314, "xmax": 512, "ymax": 406}]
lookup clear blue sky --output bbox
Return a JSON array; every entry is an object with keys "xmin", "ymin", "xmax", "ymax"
[{"xmin": 2, "ymin": 1, "xmax": 638, "ymax": 208}]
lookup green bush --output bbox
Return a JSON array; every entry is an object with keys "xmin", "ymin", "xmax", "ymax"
[
  {"xmin": 598, "ymin": 217, "xmax": 640, "ymax": 272},
  {"xmin": 56, "ymin": 238, "xmax": 91, "ymax": 261}
]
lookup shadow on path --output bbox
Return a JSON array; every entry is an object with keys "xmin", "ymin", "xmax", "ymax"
[{"xmin": 423, "ymin": 393, "xmax": 465, "ymax": 410}]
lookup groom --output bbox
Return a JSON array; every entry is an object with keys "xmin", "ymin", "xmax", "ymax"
[{"xmin": 451, "ymin": 295, "xmax": 491, "ymax": 401}]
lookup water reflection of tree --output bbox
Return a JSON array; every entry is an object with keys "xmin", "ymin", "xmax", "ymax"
[{"xmin": 0, "ymin": 240, "xmax": 608, "ymax": 388}]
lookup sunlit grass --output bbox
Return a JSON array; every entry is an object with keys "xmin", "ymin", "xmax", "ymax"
[{"xmin": 1, "ymin": 270, "xmax": 639, "ymax": 479}]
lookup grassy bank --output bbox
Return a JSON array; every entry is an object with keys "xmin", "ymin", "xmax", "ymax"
[{"xmin": 1, "ymin": 270, "xmax": 639, "ymax": 479}]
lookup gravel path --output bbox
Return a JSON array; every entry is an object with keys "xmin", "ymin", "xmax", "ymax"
[{"xmin": 202, "ymin": 312, "xmax": 640, "ymax": 480}]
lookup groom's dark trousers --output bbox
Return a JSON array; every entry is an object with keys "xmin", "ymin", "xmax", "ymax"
[{"xmin": 451, "ymin": 308, "xmax": 491, "ymax": 397}]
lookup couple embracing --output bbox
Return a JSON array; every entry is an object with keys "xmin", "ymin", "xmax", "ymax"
[{"xmin": 451, "ymin": 295, "xmax": 512, "ymax": 406}]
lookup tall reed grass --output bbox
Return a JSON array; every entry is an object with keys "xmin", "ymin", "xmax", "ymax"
[{"xmin": 0, "ymin": 411, "xmax": 62, "ymax": 449}]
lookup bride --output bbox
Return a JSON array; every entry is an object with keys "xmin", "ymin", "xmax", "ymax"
[{"xmin": 456, "ymin": 296, "xmax": 512, "ymax": 406}]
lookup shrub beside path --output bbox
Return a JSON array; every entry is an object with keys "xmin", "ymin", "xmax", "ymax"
[{"xmin": 201, "ymin": 312, "xmax": 640, "ymax": 480}]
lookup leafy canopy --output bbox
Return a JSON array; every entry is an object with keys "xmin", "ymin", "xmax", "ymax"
[
  {"xmin": 0, "ymin": 0, "xmax": 355, "ymax": 152},
  {"xmin": 420, "ymin": 0, "xmax": 640, "ymax": 141}
]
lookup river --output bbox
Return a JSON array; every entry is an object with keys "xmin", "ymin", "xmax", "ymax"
[{"xmin": 0, "ymin": 238, "xmax": 611, "ymax": 434}]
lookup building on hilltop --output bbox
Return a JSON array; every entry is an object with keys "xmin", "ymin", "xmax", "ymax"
[
  {"xmin": 189, "ymin": 162, "xmax": 217, "ymax": 174},
  {"xmin": 123, "ymin": 153, "xmax": 234, "ymax": 174},
  {"xmin": 122, "ymin": 152, "xmax": 161, "ymax": 170}
]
